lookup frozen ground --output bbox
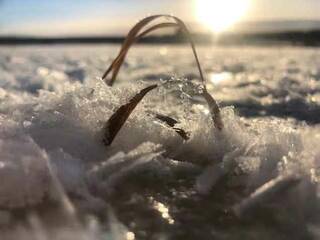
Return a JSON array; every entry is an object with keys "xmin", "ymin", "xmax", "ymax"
[{"xmin": 1, "ymin": 44, "xmax": 320, "ymax": 239}]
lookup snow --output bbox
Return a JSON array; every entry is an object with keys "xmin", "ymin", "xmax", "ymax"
[{"xmin": 1, "ymin": 44, "xmax": 320, "ymax": 239}]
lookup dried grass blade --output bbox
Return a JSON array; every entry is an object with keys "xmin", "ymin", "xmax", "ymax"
[
  {"xmin": 102, "ymin": 15, "xmax": 193, "ymax": 84},
  {"xmin": 154, "ymin": 113, "xmax": 190, "ymax": 140},
  {"xmin": 154, "ymin": 113, "xmax": 179, "ymax": 127},
  {"xmin": 202, "ymin": 89, "xmax": 224, "ymax": 130},
  {"xmin": 103, "ymin": 22, "xmax": 178, "ymax": 86},
  {"xmin": 103, "ymin": 84, "xmax": 157, "ymax": 146},
  {"xmin": 102, "ymin": 15, "xmax": 174, "ymax": 81},
  {"xmin": 101, "ymin": 15, "xmax": 223, "ymax": 130}
]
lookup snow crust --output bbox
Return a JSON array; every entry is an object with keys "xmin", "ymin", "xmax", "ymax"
[{"xmin": 1, "ymin": 45, "xmax": 320, "ymax": 239}]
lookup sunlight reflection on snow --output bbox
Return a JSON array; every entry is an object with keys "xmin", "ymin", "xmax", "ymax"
[
  {"xmin": 0, "ymin": 162, "xmax": 5, "ymax": 169},
  {"xmin": 195, "ymin": 104, "xmax": 210, "ymax": 115},
  {"xmin": 209, "ymin": 72, "xmax": 232, "ymax": 84},
  {"xmin": 126, "ymin": 231, "xmax": 135, "ymax": 240},
  {"xmin": 150, "ymin": 198, "xmax": 174, "ymax": 225},
  {"xmin": 159, "ymin": 47, "xmax": 168, "ymax": 56}
]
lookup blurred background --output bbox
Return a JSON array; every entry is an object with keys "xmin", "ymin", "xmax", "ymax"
[
  {"xmin": 0, "ymin": 0, "xmax": 320, "ymax": 45},
  {"xmin": 1, "ymin": 2, "xmax": 320, "ymax": 239}
]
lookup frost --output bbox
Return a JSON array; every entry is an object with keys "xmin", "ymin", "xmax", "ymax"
[
  {"xmin": 1, "ymin": 45, "xmax": 320, "ymax": 239},
  {"xmin": 0, "ymin": 132, "xmax": 50, "ymax": 208}
]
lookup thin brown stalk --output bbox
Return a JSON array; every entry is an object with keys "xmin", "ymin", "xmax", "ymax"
[
  {"xmin": 101, "ymin": 15, "xmax": 223, "ymax": 130},
  {"xmin": 102, "ymin": 22, "xmax": 178, "ymax": 84},
  {"xmin": 152, "ymin": 112, "xmax": 190, "ymax": 140},
  {"xmin": 103, "ymin": 84, "xmax": 158, "ymax": 146}
]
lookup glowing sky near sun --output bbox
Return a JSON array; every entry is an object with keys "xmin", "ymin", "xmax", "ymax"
[
  {"xmin": 196, "ymin": 0, "xmax": 251, "ymax": 32},
  {"xmin": 0, "ymin": 0, "xmax": 319, "ymax": 36}
]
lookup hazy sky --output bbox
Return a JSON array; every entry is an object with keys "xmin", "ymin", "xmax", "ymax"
[{"xmin": 0, "ymin": 0, "xmax": 319, "ymax": 36}]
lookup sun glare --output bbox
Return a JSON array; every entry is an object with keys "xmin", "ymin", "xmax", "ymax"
[{"xmin": 196, "ymin": 0, "xmax": 250, "ymax": 32}]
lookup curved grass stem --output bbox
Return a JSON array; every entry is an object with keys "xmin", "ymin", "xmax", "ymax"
[{"xmin": 101, "ymin": 15, "xmax": 223, "ymax": 130}]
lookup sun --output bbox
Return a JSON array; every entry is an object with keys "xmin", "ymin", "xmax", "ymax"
[{"xmin": 196, "ymin": 0, "xmax": 250, "ymax": 32}]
